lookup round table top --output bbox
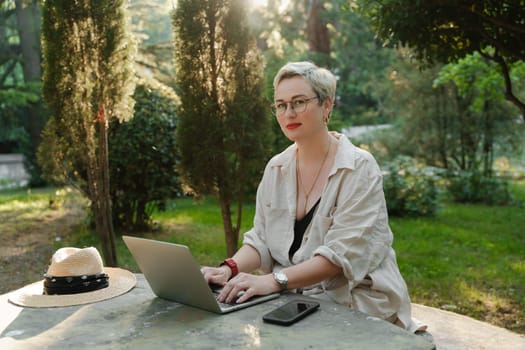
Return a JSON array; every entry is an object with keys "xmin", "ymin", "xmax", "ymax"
[{"xmin": 1, "ymin": 274, "xmax": 434, "ymax": 349}]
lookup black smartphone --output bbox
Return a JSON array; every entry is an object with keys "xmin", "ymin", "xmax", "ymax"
[{"xmin": 262, "ymin": 300, "xmax": 320, "ymax": 326}]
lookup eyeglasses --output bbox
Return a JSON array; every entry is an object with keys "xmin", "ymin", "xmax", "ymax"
[{"xmin": 272, "ymin": 96, "xmax": 319, "ymax": 116}]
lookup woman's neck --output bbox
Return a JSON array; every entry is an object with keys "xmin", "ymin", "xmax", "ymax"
[{"xmin": 295, "ymin": 131, "xmax": 333, "ymax": 163}]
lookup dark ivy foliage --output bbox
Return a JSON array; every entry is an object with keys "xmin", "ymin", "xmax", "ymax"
[{"xmin": 108, "ymin": 83, "xmax": 182, "ymax": 230}]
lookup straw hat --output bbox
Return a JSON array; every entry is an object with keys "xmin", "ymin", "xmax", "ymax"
[{"xmin": 8, "ymin": 247, "xmax": 136, "ymax": 308}]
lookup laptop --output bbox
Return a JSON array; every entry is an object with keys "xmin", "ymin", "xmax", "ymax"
[{"xmin": 122, "ymin": 235, "xmax": 280, "ymax": 313}]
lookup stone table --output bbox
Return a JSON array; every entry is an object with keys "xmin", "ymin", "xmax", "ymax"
[{"xmin": 0, "ymin": 275, "xmax": 434, "ymax": 349}]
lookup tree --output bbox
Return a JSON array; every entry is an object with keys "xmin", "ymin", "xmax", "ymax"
[
  {"xmin": 173, "ymin": 0, "xmax": 272, "ymax": 257},
  {"xmin": 433, "ymin": 52, "xmax": 523, "ymax": 175},
  {"xmin": 39, "ymin": 0, "xmax": 135, "ymax": 266},
  {"xmin": 359, "ymin": 0, "xmax": 525, "ymax": 121}
]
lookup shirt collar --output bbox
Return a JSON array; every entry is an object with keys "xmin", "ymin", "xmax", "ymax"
[{"xmin": 270, "ymin": 132, "xmax": 356, "ymax": 175}]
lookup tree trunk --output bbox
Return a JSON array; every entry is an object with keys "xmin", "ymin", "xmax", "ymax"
[
  {"xmin": 14, "ymin": 0, "xmax": 41, "ymax": 82},
  {"xmin": 480, "ymin": 49, "xmax": 525, "ymax": 123},
  {"xmin": 98, "ymin": 108, "xmax": 117, "ymax": 266},
  {"xmin": 89, "ymin": 107, "xmax": 117, "ymax": 267},
  {"xmin": 481, "ymin": 101, "xmax": 494, "ymax": 177},
  {"xmin": 219, "ymin": 196, "xmax": 239, "ymax": 258},
  {"xmin": 437, "ymin": 87, "xmax": 449, "ymax": 169},
  {"xmin": 136, "ymin": 200, "xmax": 147, "ymax": 229},
  {"xmin": 306, "ymin": 0, "xmax": 330, "ymax": 66}
]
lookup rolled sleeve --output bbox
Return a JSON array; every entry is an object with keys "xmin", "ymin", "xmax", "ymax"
[{"xmin": 243, "ymin": 227, "xmax": 273, "ymax": 272}]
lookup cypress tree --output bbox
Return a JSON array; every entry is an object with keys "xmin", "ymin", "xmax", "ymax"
[
  {"xmin": 173, "ymin": 0, "xmax": 272, "ymax": 256},
  {"xmin": 40, "ymin": 0, "xmax": 135, "ymax": 266}
]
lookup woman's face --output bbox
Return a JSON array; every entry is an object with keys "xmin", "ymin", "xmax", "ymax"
[{"xmin": 274, "ymin": 76, "xmax": 328, "ymax": 143}]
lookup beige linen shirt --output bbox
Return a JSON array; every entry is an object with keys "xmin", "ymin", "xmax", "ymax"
[{"xmin": 243, "ymin": 132, "xmax": 417, "ymax": 332}]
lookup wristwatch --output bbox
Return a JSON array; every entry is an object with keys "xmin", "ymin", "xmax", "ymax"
[{"xmin": 273, "ymin": 271, "xmax": 288, "ymax": 290}]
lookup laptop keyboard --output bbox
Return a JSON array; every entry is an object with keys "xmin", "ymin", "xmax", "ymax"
[
  {"xmin": 212, "ymin": 289, "xmax": 242, "ymax": 306},
  {"xmin": 208, "ymin": 284, "xmax": 280, "ymax": 311},
  {"xmin": 218, "ymin": 299, "xmax": 238, "ymax": 308}
]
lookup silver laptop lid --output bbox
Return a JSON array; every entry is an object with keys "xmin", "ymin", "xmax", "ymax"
[
  {"xmin": 123, "ymin": 235, "xmax": 222, "ymax": 313},
  {"xmin": 123, "ymin": 235, "xmax": 280, "ymax": 314}
]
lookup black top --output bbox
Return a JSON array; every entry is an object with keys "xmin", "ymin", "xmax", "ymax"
[{"xmin": 289, "ymin": 198, "xmax": 321, "ymax": 259}]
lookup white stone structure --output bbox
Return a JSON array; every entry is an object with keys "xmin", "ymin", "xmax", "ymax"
[{"xmin": 0, "ymin": 154, "xmax": 30, "ymax": 189}]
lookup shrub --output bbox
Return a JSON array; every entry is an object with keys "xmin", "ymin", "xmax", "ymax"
[
  {"xmin": 382, "ymin": 156, "xmax": 443, "ymax": 217},
  {"xmin": 108, "ymin": 82, "xmax": 182, "ymax": 230},
  {"xmin": 447, "ymin": 170, "xmax": 521, "ymax": 206}
]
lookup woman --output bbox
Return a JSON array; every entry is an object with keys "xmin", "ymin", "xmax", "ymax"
[{"xmin": 202, "ymin": 61, "xmax": 421, "ymax": 333}]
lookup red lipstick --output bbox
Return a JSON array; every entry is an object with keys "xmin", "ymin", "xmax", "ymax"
[{"xmin": 286, "ymin": 123, "xmax": 301, "ymax": 130}]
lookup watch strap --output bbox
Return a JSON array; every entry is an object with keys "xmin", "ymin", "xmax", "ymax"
[{"xmin": 220, "ymin": 258, "xmax": 238, "ymax": 278}]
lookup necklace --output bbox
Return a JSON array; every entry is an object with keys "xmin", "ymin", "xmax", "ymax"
[{"xmin": 296, "ymin": 139, "xmax": 331, "ymax": 214}]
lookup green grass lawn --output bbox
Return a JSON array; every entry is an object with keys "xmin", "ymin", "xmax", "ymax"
[
  {"xmin": 391, "ymin": 199, "xmax": 525, "ymax": 331},
  {"xmin": 392, "ymin": 180, "xmax": 525, "ymax": 332},
  {"xmin": 2, "ymin": 181, "xmax": 524, "ymax": 333}
]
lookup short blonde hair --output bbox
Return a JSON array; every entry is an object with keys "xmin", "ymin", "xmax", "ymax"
[{"xmin": 273, "ymin": 61, "xmax": 337, "ymax": 103}]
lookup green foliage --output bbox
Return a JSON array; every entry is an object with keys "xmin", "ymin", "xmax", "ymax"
[
  {"xmin": 0, "ymin": 85, "xmax": 40, "ymax": 107},
  {"xmin": 434, "ymin": 50, "xmax": 524, "ymax": 114},
  {"xmin": 447, "ymin": 170, "xmax": 521, "ymax": 206},
  {"xmin": 108, "ymin": 82, "xmax": 182, "ymax": 230},
  {"xmin": 374, "ymin": 53, "xmax": 522, "ymax": 177},
  {"xmin": 382, "ymin": 156, "xmax": 443, "ymax": 217},
  {"xmin": 0, "ymin": 82, "xmax": 40, "ymax": 151},
  {"xmin": 359, "ymin": 0, "xmax": 525, "ymax": 118},
  {"xmin": 359, "ymin": 0, "xmax": 524, "ymax": 64},
  {"xmin": 431, "ymin": 52, "xmax": 523, "ymax": 174}
]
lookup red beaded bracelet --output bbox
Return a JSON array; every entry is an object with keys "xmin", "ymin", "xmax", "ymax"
[{"xmin": 220, "ymin": 258, "xmax": 238, "ymax": 278}]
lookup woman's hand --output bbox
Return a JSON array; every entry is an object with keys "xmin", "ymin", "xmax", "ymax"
[
  {"xmin": 201, "ymin": 265, "xmax": 231, "ymax": 286},
  {"xmin": 217, "ymin": 273, "xmax": 280, "ymax": 304}
]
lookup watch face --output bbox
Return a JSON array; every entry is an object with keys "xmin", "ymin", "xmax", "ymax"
[{"xmin": 275, "ymin": 271, "xmax": 287, "ymax": 284}]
